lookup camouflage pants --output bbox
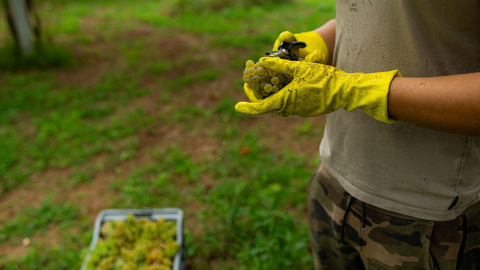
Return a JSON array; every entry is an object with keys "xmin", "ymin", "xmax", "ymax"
[{"xmin": 307, "ymin": 163, "xmax": 480, "ymax": 270}]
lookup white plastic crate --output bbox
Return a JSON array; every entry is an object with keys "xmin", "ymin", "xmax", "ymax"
[{"xmin": 81, "ymin": 208, "xmax": 185, "ymax": 270}]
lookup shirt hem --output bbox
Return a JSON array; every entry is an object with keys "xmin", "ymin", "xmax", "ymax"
[{"xmin": 321, "ymin": 161, "xmax": 468, "ymax": 221}]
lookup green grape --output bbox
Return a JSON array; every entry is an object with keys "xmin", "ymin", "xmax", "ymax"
[
  {"xmin": 146, "ymin": 249, "xmax": 164, "ymax": 264},
  {"xmin": 251, "ymin": 82, "xmax": 260, "ymax": 90},
  {"xmin": 163, "ymin": 240, "xmax": 180, "ymax": 258},
  {"xmin": 162, "ymin": 258, "xmax": 173, "ymax": 267},
  {"xmin": 260, "ymin": 81, "xmax": 266, "ymax": 89},
  {"xmin": 133, "ymin": 245, "xmax": 148, "ymax": 265},
  {"xmin": 122, "ymin": 262, "xmax": 136, "ymax": 270},
  {"xmin": 86, "ymin": 215, "xmax": 179, "ymax": 270},
  {"xmin": 146, "ymin": 265, "xmax": 171, "ymax": 270},
  {"xmin": 271, "ymin": 77, "xmax": 279, "ymax": 85},
  {"xmin": 243, "ymin": 59, "xmax": 293, "ymax": 99},
  {"xmin": 253, "ymin": 89, "xmax": 264, "ymax": 100},
  {"xmin": 114, "ymin": 258, "xmax": 126, "ymax": 269},
  {"xmin": 264, "ymin": 83, "xmax": 273, "ymax": 93},
  {"xmin": 97, "ymin": 256, "xmax": 115, "ymax": 270},
  {"xmin": 255, "ymin": 67, "xmax": 265, "ymax": 75}
]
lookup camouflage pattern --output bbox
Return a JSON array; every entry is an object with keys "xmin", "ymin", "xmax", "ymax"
[{"xmin": 307, "ymin": 163, "xmax": 480, "ymax": 270}]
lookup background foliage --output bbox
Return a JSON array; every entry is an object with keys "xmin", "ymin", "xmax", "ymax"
[{"xmin": 0, "ymin": 0, "xmax": 334, "ymax": 269}]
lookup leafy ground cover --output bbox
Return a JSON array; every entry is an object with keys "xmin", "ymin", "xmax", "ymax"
[{"xmin": 0, "ymin": 0, "xmax": 334, "ymax": 269}]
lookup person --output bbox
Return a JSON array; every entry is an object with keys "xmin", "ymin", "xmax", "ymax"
[{"xmin": 235, "ymin": 1, "xmax": 480, "ymax": 269}]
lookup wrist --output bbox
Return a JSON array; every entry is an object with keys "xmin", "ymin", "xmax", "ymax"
[
  {"xmin": 313, "ymin": 19, "xmax": 336, "ymax": 64},
  {"xmin": 345, "ymin": 70, "xmax": 401, "ymax": 124}
]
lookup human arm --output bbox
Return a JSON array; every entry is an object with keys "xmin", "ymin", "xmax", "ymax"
[
  {"xmin": 239, "ymin": 19, "xmax": 480, "ymax": 137},
  {"xmin": 236, "ymin": 58, "xmax": 480, "ymax": 137},
  {"xmin": 388, "ymin": 73, "xmax": 480, "ymax": 136},
  {"xmin": 236, "ymin": 57, "xmax": 400, "ymax": 122},
  {"xmin": 316, "ymin": 18, "xmax": 480, "ymax": 135},
  {"xmin": 311, "ymin": 19, "xmax": 336, "ymax": 65}
]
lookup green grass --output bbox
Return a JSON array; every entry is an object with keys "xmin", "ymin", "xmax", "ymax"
[
  {"xmin": 0, "ymin": 198, "xmax": 80, "ymax": 244},
  {"xmin": 190, "ymin": 132, "xmax": 314, "ymax": 269},
  {"xmin": 0, "ymin": 70, "xmax": 154, "ymax": 193},
  {"xmin": 167, "ymin": 69, "xmax": 220, "ymax": 91},
  {"xmin": 0, "ymin": 0, "xmax": 334, "ymax": 269},
  {"xmin": 0, "ymin": 43, "xmax": 71, "ymax": 70}
]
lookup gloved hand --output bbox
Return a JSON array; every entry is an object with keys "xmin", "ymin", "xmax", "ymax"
[
  {"xmin": 243, "ymin": 31, "xmax": 329, "ymax": 102},
  {"xmin": 235, "ymin": 57, "xmax": 402, "ymax": 124},
  {"xmin": 243, "ymin": 83, "xmax": 261, "ymax": 102},
  {"xmin": 273, "ymin": 31, "xmax": 329, "ymax": 64}
]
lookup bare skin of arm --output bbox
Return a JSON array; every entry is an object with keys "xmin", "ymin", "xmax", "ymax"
[
  {"xmin": 310, "ymin": 19, "xmax": 480, "ymax": 137},
  {"xmin": 388, "ymin": 74, "xmax": 480, "ymax": 136},
  {"xmin": 313, "ymin": 19, "xmax": 336, "ymax": 65}
]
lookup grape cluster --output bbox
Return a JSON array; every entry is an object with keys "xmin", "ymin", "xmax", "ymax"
[
  {"xmin": 86, "ymin": 215, "xmax": 179, "ymax": 270},
  {"xmin": 243, "ymin": 59, "xmax": 292, "ymax": 99}
]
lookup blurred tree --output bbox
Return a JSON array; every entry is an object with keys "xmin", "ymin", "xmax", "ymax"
[{"xmin": 3, "ymin": 0, "xmax": 41, "ymax": 56}]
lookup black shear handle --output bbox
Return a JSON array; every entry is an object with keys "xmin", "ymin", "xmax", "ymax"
[{"xmin": 278, "ymin": 41, "xmax": 306, "ymax": 61}]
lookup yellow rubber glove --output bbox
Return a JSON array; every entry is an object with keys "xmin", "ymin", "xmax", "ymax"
[
  {"xmin": 243, "ymin": 83, "xmax": 261, "ymax": 102},
  {"xmin": 273, "ymin": 31, "xmax": 329, "ymax": 64},
  {"xmin": 243, "ymin": 31, "xmax": 329, "ymax": 102},
  {"xmin": 235, "ymin": 57, "xmax": 401, "ymax": 124}
]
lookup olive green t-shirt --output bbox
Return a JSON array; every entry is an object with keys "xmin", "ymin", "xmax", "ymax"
[{"xmin": 320, "ymin": 0, "xmax": 480, "ymax": 221}]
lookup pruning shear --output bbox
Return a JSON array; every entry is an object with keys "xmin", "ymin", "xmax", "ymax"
[{"xmin": 264, "ymin": 41, "xmax": 306, "ymax": 61}]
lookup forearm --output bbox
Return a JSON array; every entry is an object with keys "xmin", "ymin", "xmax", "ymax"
[
  {"xmin": 313, "ymin": 19, "xmax": 336, "ymax": 65},
  {"xmin": 388, "ymin": 72, "xmax": 480, "ymax": 136}
]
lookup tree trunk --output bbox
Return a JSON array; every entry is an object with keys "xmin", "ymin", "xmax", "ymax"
[{"xmin": 5, "ymin": 0, "xmax": 34, "ymax": 56}]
